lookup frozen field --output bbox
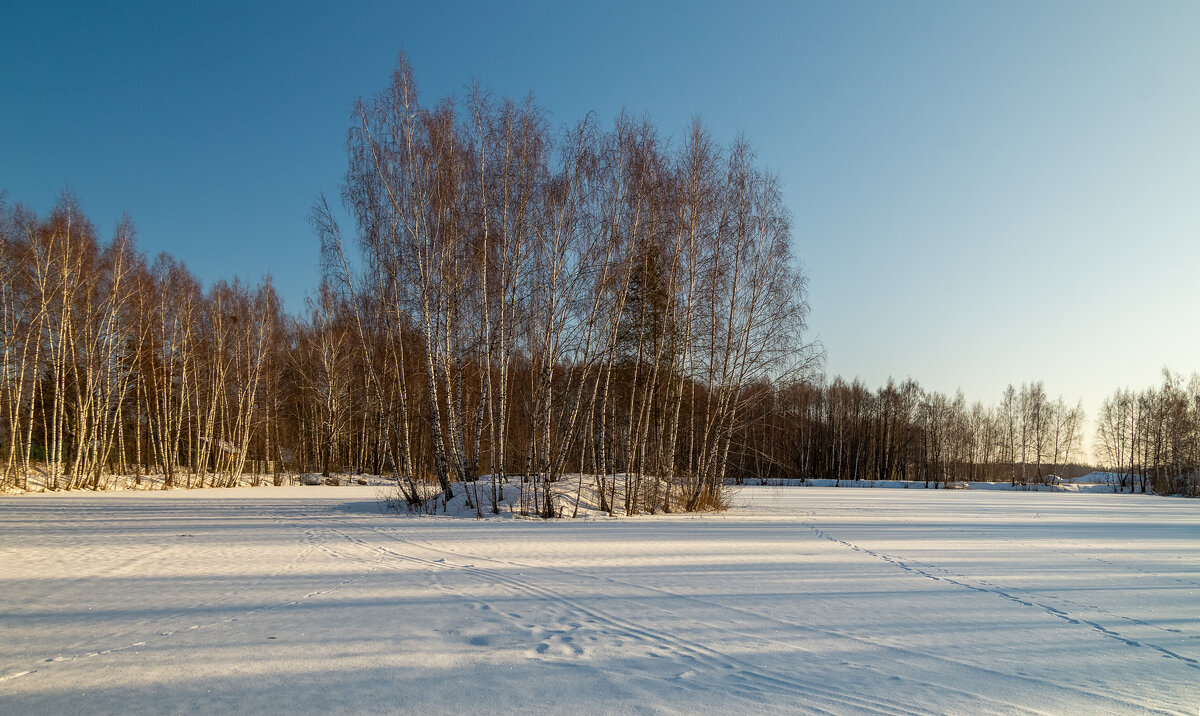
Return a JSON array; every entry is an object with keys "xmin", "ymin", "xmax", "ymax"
[{"xmin": 0, "ymin": 486, "xmax": 1196, "ymax": 715}]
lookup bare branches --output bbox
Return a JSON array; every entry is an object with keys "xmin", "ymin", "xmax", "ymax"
[
  {"xmin": 334, "ymin": 58, "xmax": 815, "ymax": 514},
  {"xmin": 1096, "ymin": 371, "xmax": 1200, "ymax": 495}
]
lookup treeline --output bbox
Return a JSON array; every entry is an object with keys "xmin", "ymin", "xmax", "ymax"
[
  {"xmin": 1095, "ymin": 370, "xmax": 1200, "ymax": 495},
  {"xmin": 0, "ymin": 192, "xmax": 457, "ymax": 494},
  {"xmin": 4, "ymin": 57, "xmax": 1196, "ymax": 506},
  {"xmin": 727, "ymin": 377, "xmax": 1088, "ymax": 487}
]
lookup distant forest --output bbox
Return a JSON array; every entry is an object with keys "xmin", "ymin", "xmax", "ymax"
[{"xmin": 2, "ymin": 58, "xmax": 1197, "ymax": 507}]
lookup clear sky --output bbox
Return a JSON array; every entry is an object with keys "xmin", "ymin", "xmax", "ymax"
[{"xmin": 3, "ymin": 1, "xmax": 1198, "ymax": 448}]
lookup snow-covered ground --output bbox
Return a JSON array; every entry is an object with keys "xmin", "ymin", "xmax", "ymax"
[{"xmin": 1, "ymin": 486, "xmax": 1196, "ymax": 715}]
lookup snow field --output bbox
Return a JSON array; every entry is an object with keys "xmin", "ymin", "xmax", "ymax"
[{"xmin": 0, "ymin": 486, "xmax": 1196, "ymax": 715}]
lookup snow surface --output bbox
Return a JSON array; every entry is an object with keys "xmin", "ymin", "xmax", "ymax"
[{"xmin": 1, "ymin": 486, "xmax": 1197, "ymax": 715}]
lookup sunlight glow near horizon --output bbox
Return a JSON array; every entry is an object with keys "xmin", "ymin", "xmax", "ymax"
[{"xmin": 2, "ymin": 1, "xmax": 1197, "ymax": 457}]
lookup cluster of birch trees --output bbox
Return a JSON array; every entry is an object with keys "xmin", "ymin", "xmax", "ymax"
[
  {"xmin": 316, "ymin": 57, "xmax": 814, "ymax": 514},
  {"xmin": 0, "ymin": 193, "xmax": 281, "ymax": 490},
  {"xmin": 1095, "ymin": 369, "xmax": 1200, "ymax": 495},
  {"xmin": 728, "ymin": 377, "xmax": 1087, "ymax": 486}
]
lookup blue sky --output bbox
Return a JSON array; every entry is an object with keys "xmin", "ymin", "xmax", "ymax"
[{"xmin": 3, "ymin": 1, "xmax": 1198, "ymax": 442}]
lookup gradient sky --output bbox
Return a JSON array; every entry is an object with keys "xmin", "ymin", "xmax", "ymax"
[{"xmin": 3, "ymin": 1, "xmax": 1198, "ymax": 451}]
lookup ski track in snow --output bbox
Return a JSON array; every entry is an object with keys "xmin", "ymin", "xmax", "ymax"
[
  {"xmin": 801, "ymin": 513, "xmax": 1195, "ymax": 671},
  {"xmin": 325, "ymin": 521, "xmax": 935, "ymax": 716},
  {"xmin": 369, "ymin": 522, "xmax": 1187, "ymax": 716}
]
